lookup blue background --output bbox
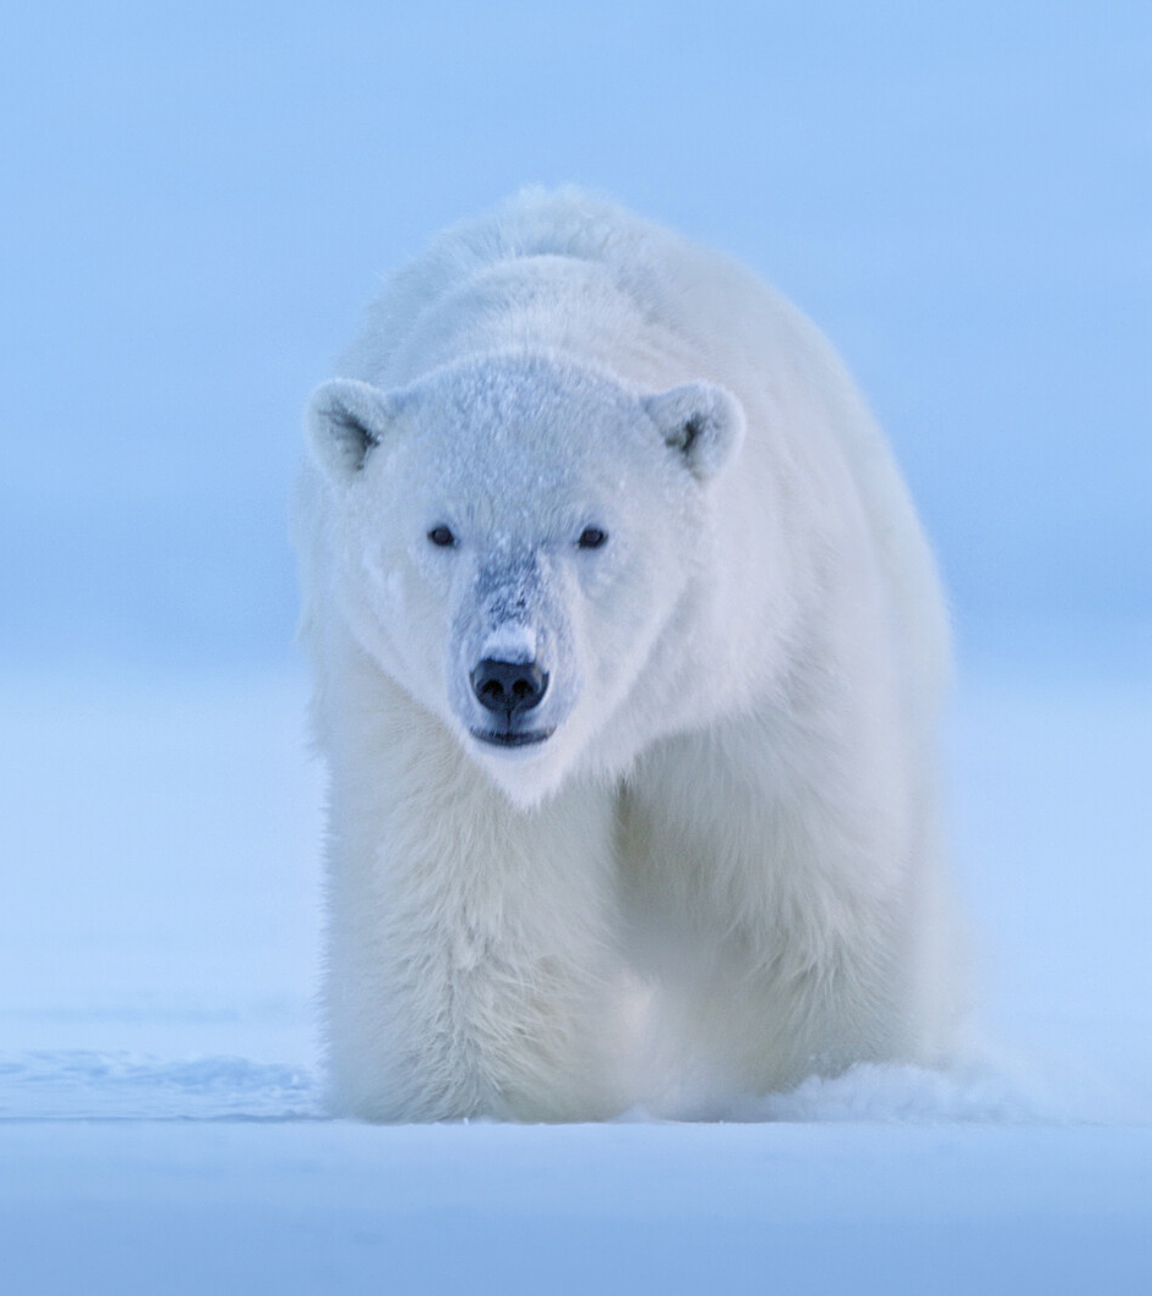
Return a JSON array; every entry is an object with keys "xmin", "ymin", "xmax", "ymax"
[{"xmin": 2, "ymin": 0, "xmax": 1148, "ymax": 667}]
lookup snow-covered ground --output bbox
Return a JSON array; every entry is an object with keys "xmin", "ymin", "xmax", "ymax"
[{"xmin": 1, "ymin": 658, "xmax": 1150, "ymax": 1293}]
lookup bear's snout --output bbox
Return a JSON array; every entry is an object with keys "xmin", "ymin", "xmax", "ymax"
[{"xmin": 470, "ymin": 658, "xmax": 549, "ymax": 718}]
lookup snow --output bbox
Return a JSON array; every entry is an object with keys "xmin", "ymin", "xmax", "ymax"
[
  {"xmin": 1, "ymin": 659, "xmax": 1150, "ymax": 1292},
  {"xmin": 4, "ymin": 1123, "xmax": 1150, "ymax": 1295}
]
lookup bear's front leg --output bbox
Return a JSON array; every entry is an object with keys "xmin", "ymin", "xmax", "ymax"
[
  {"xmin": 320, "ymin": 664, "xmax": 627, "ymax": 1122},
  {"xmin": 621, "ymin": 688, "xmax": 961, "ymax": 1113}
]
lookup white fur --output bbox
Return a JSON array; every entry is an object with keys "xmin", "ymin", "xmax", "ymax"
[{"xmin": 294, "ymin": 188, "xmax": 965, "ymax": 1121}]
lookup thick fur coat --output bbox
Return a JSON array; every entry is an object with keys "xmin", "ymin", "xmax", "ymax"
[{"xmin": 294, "ymin": 189, "xmax": 963, "ymax": 1121}]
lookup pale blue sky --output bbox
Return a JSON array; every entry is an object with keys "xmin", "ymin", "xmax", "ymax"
[{"xmin": 1, "ymin": 0, "xmax": 1148, "ymax": 663}]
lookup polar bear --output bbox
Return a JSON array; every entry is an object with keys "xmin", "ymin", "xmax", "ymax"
[{"xmin": 294, "ymin": 188, "xmax": 963, "ymax": 1122}]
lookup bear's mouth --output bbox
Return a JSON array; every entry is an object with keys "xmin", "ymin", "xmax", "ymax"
[{"xmin": 470, "ymin": 726, "xmax": 555, "ymax": 749}]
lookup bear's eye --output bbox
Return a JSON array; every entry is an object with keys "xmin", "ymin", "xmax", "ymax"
[
  {"xmin": 577, "ymin": 527, "xmax": 607, "ymax": 550},
  {"xmin": 427, "ymin": 525, "xmax": 457, "ymax": 548}
]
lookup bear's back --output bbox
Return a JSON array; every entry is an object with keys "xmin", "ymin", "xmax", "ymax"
[{"xmin": 340, "ymin": 188, "xmax": 752, "ymax": 383}]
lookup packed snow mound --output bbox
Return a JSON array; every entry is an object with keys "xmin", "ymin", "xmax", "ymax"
[{"xmin": 749, "ymin": 1058, "xmax": 1076, "ymax": 1125}]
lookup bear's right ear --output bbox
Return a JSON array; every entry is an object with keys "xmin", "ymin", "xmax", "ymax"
[{"xmin": 306, "ymin": 379, "xmax": 395, "ymax": 481}]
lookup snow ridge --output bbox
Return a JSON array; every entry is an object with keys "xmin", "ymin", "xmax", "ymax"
[{"xmin": 0, "ymin": 1051, "xmax": 323, "ymax": 1121}]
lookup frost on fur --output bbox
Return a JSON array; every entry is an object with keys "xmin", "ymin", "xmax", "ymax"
[{"xmin": 293, "ymin": 188, "xmax": 964, "ymax": 1122}]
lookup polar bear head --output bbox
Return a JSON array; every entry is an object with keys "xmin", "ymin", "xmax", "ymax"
[{"xmin": 306, "ymin": 352, "xmax": 744, "ymax": 805}]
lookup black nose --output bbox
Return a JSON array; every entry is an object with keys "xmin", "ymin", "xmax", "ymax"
[{"xmin": 470, "ymin": 659, "xmax": 549, "ymax": 716}]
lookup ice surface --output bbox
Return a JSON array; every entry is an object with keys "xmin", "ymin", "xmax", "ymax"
[
  {"xmin": 1, "ymin": 660, "xmax": 1150, "ymax": 1293},
  {"xmin": 3, "ymin": 1122, "xmax": 1151, "ymax": 1296}
]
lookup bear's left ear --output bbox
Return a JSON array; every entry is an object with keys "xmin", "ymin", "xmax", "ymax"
[
  {"xmin": 306, "ymin": 378, "xmax": 397, "ymax": 482},
  {"xmin": 642, "ymin": 381, "xmax": 746, "ymax": 483}
]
